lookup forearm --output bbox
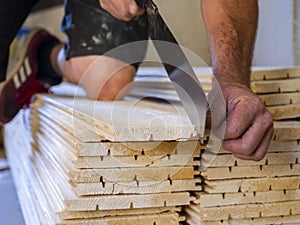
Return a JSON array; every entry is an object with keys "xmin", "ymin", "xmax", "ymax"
[{"xmin": 201, "ymin": 0, "xmax": 258, "ymax": 87}]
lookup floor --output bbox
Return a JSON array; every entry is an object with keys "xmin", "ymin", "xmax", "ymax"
[{"xmin": 0, "ymin": 148, "xmax": 25, "ymax": 225}]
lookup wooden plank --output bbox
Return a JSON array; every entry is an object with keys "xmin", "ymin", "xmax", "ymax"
[
  {"xmin": 5, "ymin": 112, "xmax": 43, "ymax": 225},
  {"xmin": 35, "ymin": 111, "xmax": 205, "ymax": 156},
  {"xmin": 57, "ymin": 213, "xmax": 183, "ymax": 225},
  {"xmin": 75, "ymin": 140, "xmax": 204, "ymax": 157},
  {"xmin": 204, "ymin": 176, "xmax": 300, "ymax": 193},
  {"xmin": 268, "ymin": 104, "xmax": 300, "ymax": 120},
  {"xmin": 73, "ymin": 180, "xmax": 202, "ymax": 196},
  {"xmin": 32, "ymin": 144, "xmax": 193, "ymax": 213},
  {"xmin": 73, "ymin": 154, "xmax": 199, "ymax": 169},
  {"xmin": 259, "ymin": 92, "xmax": 300, "ymax": 106},
  {"xmin": 201, "ymin": 164, "xmax": 300, "ymax": 180},
  {"xmin": 191, "ymin": 200, "xmax": 300, "ymax": 221},
  {"xmin": 58, "ymin": 207, "xmax": 180, "ymax": 220},
  {"xmin": 63, "ymin": 192, "xmax": 191, "ymax": 211},
  {"xmin": 186, "ymin": 214, "xmax": 300, "ymax": 225},
  {"xmin": 274, "ymin": 121, "xmax": 300, "ymax": 141},
  {"xmin": 268, "ymin": 140, "xmax": 300, "ymax": 152},
  {"xmin": 194, "ymin": 189, "xmax": 300, "ymax": 207},
  {"xmin": 69, "ymin": 167, "xmax": 198, "ymax": 183},
  {"xmin": 251, "ymin": 67, "xmax": 300, "ymax": 81},
  {"xmin": 251, "ymin": 79, "xmax": 300, "ymax": 94},
  {"xmin": 35, "ymin": 121, "xmax": 202, "ymax": 170},
  {"xmin": 201, "ymin": 152, "xmax": 300, "ymax": 168},
  {"xmin": 32, "ymin": 94, "xmax": 201, "ymax": 141},
  {"xmin": 34, "ymin": 130, "xmax": 200, "ymax": 183},
  {"xmin": 218, "ymin": 140, "xmax": 300, "ymax": 154}
]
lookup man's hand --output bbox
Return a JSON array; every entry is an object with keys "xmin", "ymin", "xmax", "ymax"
[
  {"xmin": 99, "ymin": 0, "xmax": 145, "ymax": 21},
  {"xmin": 221, "ymin": 83, "xmax": 274, "ymax": 161}
]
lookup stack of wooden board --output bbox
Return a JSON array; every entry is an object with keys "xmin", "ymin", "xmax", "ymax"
[
  {"xmin": 184, "ymin": 123, "xmax": 300, "ymax": 225},
  {"xmin": 126, "ymin": 67, "xmax": 212, "ymax": 103},
  {"xmin": 183, "ymin": 67, "xmax": 300, "ymax": 225},
  {"xmin": 5, "ymin": 66, "xmax": 300, "ymax": 224},
  {"xmin": 251, "ymin": 67, "xmax": 300, "ymax": 120},
  {"xmin": 5, "ymin": 94, "xmax": 207, "ymax": 225}
]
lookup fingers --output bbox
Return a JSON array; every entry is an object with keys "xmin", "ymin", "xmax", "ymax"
[
  {"xmin": 232, "ymin": 123, "xmax": 274, "ymax": 161},
  {"xmin": 223, "ymin": 107, "xmax": 273, "ymax": 161},
  {"xmin": 220, "ymin": 84, "xmax": 274, "ymax": 161},
  {"xmin": 99, "ymin": 0, "xmax": 145, "ymax": 21},
  {"xmin": 225, "ymin": 95, "xmax": 261, "ymax": 140}
]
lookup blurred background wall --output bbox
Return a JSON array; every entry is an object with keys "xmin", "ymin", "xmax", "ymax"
[{"xmin": 21, "ymin": 0, "xmax": 299, "ymax": 67}]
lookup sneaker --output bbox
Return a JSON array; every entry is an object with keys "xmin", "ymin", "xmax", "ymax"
[{"xmin": 0, "ymin": 29, "xmax": 60, "ymax": 124}]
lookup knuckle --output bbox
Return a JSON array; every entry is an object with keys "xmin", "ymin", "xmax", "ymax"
[
  {"xmin": 239, "ymin": 143, "xmax": 255, "ymax": 156},
  {"xmin": 264, "ymin": 111, "xmax": 274, "ymax": 125}
]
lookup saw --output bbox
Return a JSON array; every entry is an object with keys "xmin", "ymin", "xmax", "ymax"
[{"xmin": 135, "ymin": 0, "xmax": 208, "ymax": 137}]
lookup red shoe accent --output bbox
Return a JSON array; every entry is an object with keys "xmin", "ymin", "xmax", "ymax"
[{"xmin": 0, "ymin": 29, "xmax": 60, "ymax": 124}]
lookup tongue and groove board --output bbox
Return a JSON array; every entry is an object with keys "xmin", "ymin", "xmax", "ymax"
[
  {"xmin": 273, "ymin": 121, "xmax": 300, "ymax": 141},
  {"xmin": 203, "ymin": 176, "xmax": 300, "ymax": 193},
  {"xmin": 6, "ymin": 89, "xmax": 206, "ymax": 224},
  {"xmin": 5, "ymin": 67, "xmax": 300, "ymax": 225},
  {"xmin": 268, "ymin": 104, "xmax": 300, "ymax": 120},
  {"xmin": 182, "ymin": 67, "xmax": 300, "ymax": 225},
  {"xmin": 32, "ymin": 95, "xmax": 200, "ymax": 142},
  {"xmin": 6, "ymin": 111, "xmax": 188, "ymax": 224},
  {"xmin": 188, "ymin": 201, "xmax": 300, "ymax": 221},
  {"xmin": 185, "ymin": 214, "xmax": 300, "ymax": 225},
  {"xmin": 31, "ymin": 108, "xmax": 205, "ymax": 157},
  {"xmin": 259, "ymin": 92, "xmax": 300, "ymax": 106},
  {"xmin": 251, "ymin": 67, "xmax": 300, "ymax": 81}
]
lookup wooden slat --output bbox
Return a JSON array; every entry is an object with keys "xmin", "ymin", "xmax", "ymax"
[
  {"xmin": 58, "ymin": 207, "xmax": 180, "ymax": 220},
  {"xmin": 259, "ymin": 92, "xmax": 300, "ymax": 106},
  {"xmin": 194, "ymin": 189, "xmax": 300, "ymax": 207},
  {"xmin": 34, "ymin": 127, "xmax": 200, "ymax": 186},
  {"xmin": 201, "ymin": 152, "xmax": 300, "ymax": 168},
  {"xmin": 251, "ymin": 79, "xmax": 300, "ymax": 94},
  {"xmin": 274, "ymin": 121, "xmax": 300, "ymax": 141},
  {"xmin": 73, "ymin": 180, "xmax": 202, "ymax": 196},
  {"xmin": 201, "ymin": 164, "xmax": 300, "ymax": 180},
  {"xmin": 73, "ymin": 154, "xmax": 199, "ymax": 169},
  {"xmin": 251, "ymin": 67, "xmax": 300, "ymax": 81},
  {"xmin": 34, "ymin": 111, "xmax": 205, "ymax": 156},
  {"xmin": 204, "ymin": 176, "xmax": 300, "ymax": 193},
  {"xmin": 191, "ymin": 200, "xmax": 300, "ymax": 221},
  {"xmin": 186, "ymin": 214, "xmax": 300, "ymax": 225},
  {"xmin": 63, "ymin": 192, "xmax": 191, "ymax": 211},
  {"xmin": 268, "ymin": 104, "xmax": 300, "ymax": 120},
  {"xmin": 57, "ymin": 213, "xmax": 183, "ymax": 225},
  {"xmin": 218, "ymin": 140, "xmax": 300, "ymax": 154},
  {"xmin": 69, "ymin": 167, "xmax": 198, "ymax": 183},
  {"xmin": 32, "ymin": 94, "xmax": 200, "ymax": 141}
]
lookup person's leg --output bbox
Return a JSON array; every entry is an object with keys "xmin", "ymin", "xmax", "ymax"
[
  {"xmin": 58, "ymin": 0, "xmax": 148, "ymax": 100},
  {"xmin": 57, "ymin": 53, "xmax": 136, "ymax": 100}
]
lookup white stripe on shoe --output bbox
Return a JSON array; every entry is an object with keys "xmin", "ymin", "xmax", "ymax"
[
  {"xmin": 24, "ymin": 58, "xmax": 32, "ymax": 76},
  {"xmin": 12, "ymin": 57, "xmax": 33, "ymax": 89},
  {"xmin": 13, "ymin": 74, "xmax": 21, "ymax": 89},
  {"xmin": 19, "ymin": 66, "xmax": 26, "ymax": 83}
]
